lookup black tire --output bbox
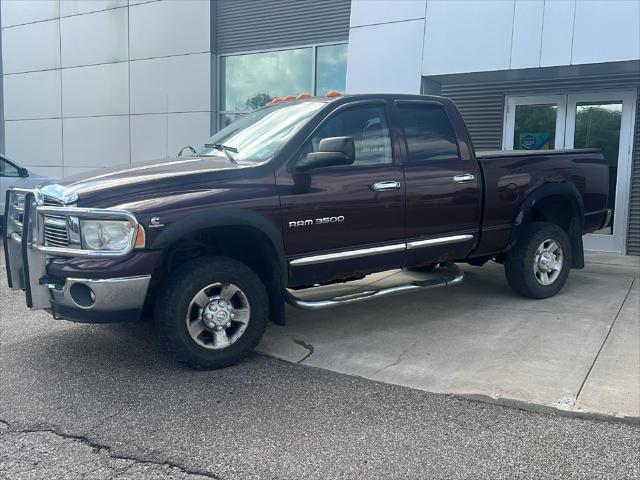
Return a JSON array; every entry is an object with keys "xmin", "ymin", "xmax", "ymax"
[
  {"xmin": 155, "ymin": 256, "xmax": 269, "ymax": 369},
  {"xmin": 504, "ymin": 222, "xmax": 572, "ymax": 299}
]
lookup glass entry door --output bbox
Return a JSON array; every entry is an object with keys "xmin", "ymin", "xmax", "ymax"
[
  {"xmin": 504, "ymin": 91, "xmax": 637, "ymax": 254},
  {"xmin": 503, "ymin": 95, "xmax": 567, "ymax": 151},
  {"xmin": 565, "ymin": 91, "xmax": 636, "ymax": 253}
]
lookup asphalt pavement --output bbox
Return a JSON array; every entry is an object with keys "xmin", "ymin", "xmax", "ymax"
[{"xmin": 1, "ymin": 266, "xmax": 639, "ymax": 479}]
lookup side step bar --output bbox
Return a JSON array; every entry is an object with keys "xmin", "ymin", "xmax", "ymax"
[{"xmin": 285, "ymin": 262, "xmax": 464, "ymax": 310}]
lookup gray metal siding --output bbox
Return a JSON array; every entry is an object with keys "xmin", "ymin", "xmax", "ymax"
[
  {"xmin": 629, "ymin": 89, "xmax": 640, "ymax": 254},
  {"xmin": 215, "ymin": 0, "xmax": 351, "ymax": 54},
  {"xmin": 438, "ymin": 73, "xmax": 640, "ymax": 254}
]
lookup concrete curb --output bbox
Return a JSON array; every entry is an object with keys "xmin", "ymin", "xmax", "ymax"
[
  {"xmin": 260, "ymin": 353, "xmax": 640, "ymax": 426},
  {"xmin": 458, "ymin": 393, "xmax": 640, "ymax": 426}
]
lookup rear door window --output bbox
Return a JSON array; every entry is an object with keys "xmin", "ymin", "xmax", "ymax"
[{"xmin": 397, "ymin": 104, "xmax": 460, "ymax": 162}]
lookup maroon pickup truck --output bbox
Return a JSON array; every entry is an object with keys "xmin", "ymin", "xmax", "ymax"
[{"xmin": 3, "ymin": 94, "xmax": 609, "ymax": 369}]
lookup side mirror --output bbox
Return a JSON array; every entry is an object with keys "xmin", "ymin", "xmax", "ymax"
[
  {"xmin": 18, "ymin": 167, "xmax": 29, "ymax": 177},
  {"xmin": 296, "ymin": 136, "xmax": 355, "ymax": 171}
]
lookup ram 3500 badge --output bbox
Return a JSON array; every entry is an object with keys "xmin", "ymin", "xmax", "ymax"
[{"xmin": 3, "ymin": 93, "xmax": 609, "ymax": 369}]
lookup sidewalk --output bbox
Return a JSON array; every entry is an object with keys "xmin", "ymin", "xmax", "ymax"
[{"xmin": 258, "ymin": 253, "xmax": 640, "ymax": 423}]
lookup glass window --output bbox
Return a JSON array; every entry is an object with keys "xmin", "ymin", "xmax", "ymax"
[
  {"xmin": 303, "ymin": 105, "xmax": 393, "ymax": 167},
  {"xmin": 513, "ymin": 104, "xmax": 558, "ymax": 150},
  {"xmin": 221, "ymin": 48, "xmax": 313, "ymax": 112},
  {"xmin": 316, "ymin": 44, "xmax": 348, "ymax": 96},
  {"xmin": 397, "ymin": 104, "xmax": 459, "ymax": 162},
  {"xmin": 200, "ymin": 101, "xmax": 325, "ymax": 163},
  {"xmin": 0, "ymin": 158, "xmax": 20, "ymax": 177},
  {"xmin": 573, "ymin": 101, "xmax": 623, "ymax": 234}
]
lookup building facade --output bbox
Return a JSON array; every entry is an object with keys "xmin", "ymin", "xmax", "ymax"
[{"xmin": 1, "ymin": 0, "xmax": 639, "ymax": 254}]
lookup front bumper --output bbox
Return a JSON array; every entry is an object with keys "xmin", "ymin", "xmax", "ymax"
[
  {"xmin": 3, "ymin": 188, "xmax": 151, "ymax": 323},
  {"xmin": 48, "ymin": 275, "xmax": 151, "ymax": 323}
]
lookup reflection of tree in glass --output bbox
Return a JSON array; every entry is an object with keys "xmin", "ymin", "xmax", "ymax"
[
  {"xmin": 574, "ymin": 103, "xmax": 622, "ymax": 218},
  {"xmin": 513, "ymin": 105, "xmax": 557, "ymax": 149},
  {"xmin": 574, "ymin": 104, "xmax": 622, "ymax": 166},
  {"xmin": 245, "ymin": 93, "xmax": 273, "ymax": 111}
]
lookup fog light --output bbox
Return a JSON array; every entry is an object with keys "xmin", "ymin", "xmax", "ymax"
[{"xmin": 69, "ymin": 282, "xmax": 96, "ymax": 308}]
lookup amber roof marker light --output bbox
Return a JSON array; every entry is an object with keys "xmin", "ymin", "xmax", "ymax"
[{"xmin": 326, "ymin": 91, "xmax": 342, "ymax": 97}]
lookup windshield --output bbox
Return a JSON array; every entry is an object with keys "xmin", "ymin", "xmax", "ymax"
[{"xmin": 198, "ymin": 101, "xmax": 325, "ymax": 163}]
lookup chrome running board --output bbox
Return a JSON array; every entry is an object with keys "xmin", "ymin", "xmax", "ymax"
[{"xmin": 285, "ymin": 262, "xmax": 464, "ymax": 310}]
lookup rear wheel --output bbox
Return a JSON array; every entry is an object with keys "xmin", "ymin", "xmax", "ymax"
[
  {"xmin": 504, "ymin": 222, "xmax": 572, "ymax": 299},
  {"xmin": 155, "ymin": 256, "xmax": 269, "ymax": 369}
]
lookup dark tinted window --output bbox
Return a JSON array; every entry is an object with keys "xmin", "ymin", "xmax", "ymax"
[
  {"xmin": 0, "ymin": 158, "xmax": 20, "ymax": 177},
  {"xmin": 398, "ymin": 104, "xmax": 459, "ymax": 162},
  {"xmin": 308, "ymin": 104, "xmax": 393, "ymax": 167}
]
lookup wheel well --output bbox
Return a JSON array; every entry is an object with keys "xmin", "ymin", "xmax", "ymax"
[
  {"xmin": 151, "ymin": 225, "xmax": 286, "ymax": 324},
  {"xmin": 525, "ymin": 195, "xmax": 576, "ymax": 231},
  {"xmin": 519, "ymin": 194, "xmax": 584, "ymax": 269}
]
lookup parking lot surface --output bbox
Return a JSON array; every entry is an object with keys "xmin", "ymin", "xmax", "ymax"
[
  {"xmin": 260, "ymin": 254, "xmax": 640, "ymax": 421},
  {"xmin": 1, "ymin": 261, "xmax": 640, "ymax": 479}
]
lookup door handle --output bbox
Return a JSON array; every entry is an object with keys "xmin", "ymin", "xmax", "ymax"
[
  {"xmin": 372, "ymin": 181, "xmax": 401, "ymax": 192},
  {"xmin": 453, "ymin": 173, "xmax": 475, "ymax": 184}
]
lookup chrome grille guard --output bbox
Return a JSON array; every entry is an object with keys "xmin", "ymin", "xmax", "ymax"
[{"xmin": 3, "ymin": 187, "xmax": 139, "ymax": 310}]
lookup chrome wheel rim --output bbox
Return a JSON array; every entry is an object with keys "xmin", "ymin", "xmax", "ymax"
[
  {"xmin": 185, "ymin": 282, "xmax": 251, "ymax": 350},
  {"xmin": 533, "ymin": 238, "xmax": 563, "ymax": 286}
]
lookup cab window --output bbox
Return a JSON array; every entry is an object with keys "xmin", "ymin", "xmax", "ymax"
[
  {"xmin": 302, "ymin": 104, "xmax": 393, "ymax": 167},
  {"xmin": 397, "ymin": 103, "xmax": 460, "ymax": 162}
]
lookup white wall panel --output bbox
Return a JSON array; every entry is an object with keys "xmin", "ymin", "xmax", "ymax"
[
  {"xmin": 167, "ymin": 112, "xmax": 210, "ymax": 153},
  {"xmin": 60, "ymin": 0, "xmax": 128, "ymax": 17},
  {"xmin": 347, "ymin": 19, "xmax": 424, "ymax": 94},
  {"xmin": 130, "ymin": 114, "xmax": 168, "ymax": 162},
  {"xmin": 63, "ymin": 116, "xmax": 130, "ymax": 167},
  {"xmin": 3, "ymin": 70, "xmax": 61, "ymax": 120},
  {"xmin": 510, "ymin": 0, "xmax": 544, "ymax": 70},
  {"xmin": 130, "ymin": 111, "xmax": 210, "ymax": 162},
  {"xmin": 1, "ymin": 0, "xmax": 58, "ymax": 27},
  {"xmin": 63, "ymin": 166, "xmax": 100, "ymax": 177},
  {"xmin": 422, "ymin": 0, "xmax": 514, "ymax": 75},
  {"xmin": 61, "ymin": 7, "xmax": 128, "ymax": 67},
  {"xmin": 30, "ymin": 165, "xmax": 64, "ymax": 178},
  {"xmin": 130, "ymin": 53, "xmax": 210, "ymax": 114},
  {"xmin": 129, "ymin": 0, "xmax": 210, "ymax": 60},
  {"xmin": 572, "ymin": 0, "xmax": 640, "ymax": 65},
  {"xmin": 4, "ymin": 119, "xmax": 63, "ymax": 167},
  {"xmin": 1, "ymin": 19, "xmax": 60, "ymax": 74},
  {"xmin": 349, "ymin": 0, "xmax": 425, "ymax": 27},
  {"xmin": 540, "ymin": 0, "xmax": 575, "ymax": 67},
  {"xmin": 62, "ymin": 62, "xmax": 129, "ymax": 117}
]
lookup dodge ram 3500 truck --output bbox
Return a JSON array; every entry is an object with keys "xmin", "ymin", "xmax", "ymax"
[{"xmin": 3, "ymin": 94, "xmax": 609, "ymax": 369}]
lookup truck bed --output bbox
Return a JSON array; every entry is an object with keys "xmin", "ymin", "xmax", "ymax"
[{"xmin": 472, "ymin": 148, "xmax": 609, "ymax": 257}]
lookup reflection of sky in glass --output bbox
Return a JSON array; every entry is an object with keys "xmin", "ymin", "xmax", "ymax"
[
  {"xmin": 201, "ymin": 102, "xmax": 325, "ymax": 163},
  {"xmin": 316, "ymin": 44, "xmax": 348, "ymax": 95},
  {"xmin": 221, "ymin": 48, "xmax": 313, "ymax": 111}
]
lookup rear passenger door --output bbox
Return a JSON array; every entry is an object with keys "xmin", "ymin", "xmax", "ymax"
[{"xmin": 395, "ymin": 100, "xmax": 481, "ymax": 267}]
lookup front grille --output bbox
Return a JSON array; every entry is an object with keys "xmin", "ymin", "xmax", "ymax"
[{"xmin": 43, "ymin": 195, "xmax": 70, "ymax": 248}]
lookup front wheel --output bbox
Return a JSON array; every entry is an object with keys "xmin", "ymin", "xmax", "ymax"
[
  {"xmin": 155, "ymin": 256, "xmax": 269, "ymax": 369},
  {"xmin": 504, "ymin": 222, "xmax": 572, "ymax": 299}
]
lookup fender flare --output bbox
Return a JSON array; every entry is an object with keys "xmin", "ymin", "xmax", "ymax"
[
  {"xmin": 150, "ymin": 208, "xmax": 287, "ymax": 287},
  {"xmin": 507, "ymin": 182, "xmax": 585, "ymax": 268}
]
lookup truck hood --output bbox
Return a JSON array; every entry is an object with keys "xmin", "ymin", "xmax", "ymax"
[{"xmin": 56, "ymin": 156, "xmax": 251, "ymax": 207}]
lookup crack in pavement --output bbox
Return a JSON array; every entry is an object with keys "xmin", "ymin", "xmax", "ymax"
[
  {"xmin": 292, "ymin": 337, "xmax": 314, "ymax": 363},
  {"xmin": 0, "ymin": 417, "xmax": 222, "ymax": 479},
  {"xmin": 373, "ymin": 339, "xmax": 418, "ymax": 374}
]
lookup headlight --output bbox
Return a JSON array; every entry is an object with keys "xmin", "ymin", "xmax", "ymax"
[{"xmin": 80, "ymin": 220, "xmax": 135, "ymax": 251}]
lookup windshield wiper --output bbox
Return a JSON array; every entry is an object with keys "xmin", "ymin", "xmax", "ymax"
[{"xmin": 205, "ymin": 143, "xmax": 238, "ymax": 164}]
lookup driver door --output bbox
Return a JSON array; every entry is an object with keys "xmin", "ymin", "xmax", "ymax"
[{"xmin": 277, "ymin": 100, "xmax": 405, "ymax": 287}]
